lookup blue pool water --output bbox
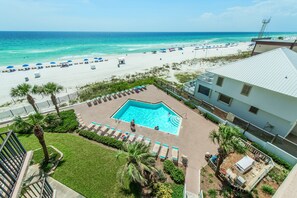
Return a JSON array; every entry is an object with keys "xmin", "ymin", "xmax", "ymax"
[{"xmin": 112, "ymin": 100, "xmax": 181, "ymax": 135}]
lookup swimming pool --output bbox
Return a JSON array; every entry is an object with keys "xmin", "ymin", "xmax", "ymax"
[{"xmin": 112, "ymin": 100, "xmax": 181, "ymax": 135}]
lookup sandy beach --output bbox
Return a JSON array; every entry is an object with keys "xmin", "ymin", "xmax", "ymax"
[{"xmin": 0, "ymin": 42, "xmax": 251, "ymax": 106}]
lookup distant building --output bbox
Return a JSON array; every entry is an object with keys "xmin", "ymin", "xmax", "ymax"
[
  {"xmin": 193, "ymin": 48, "xmax": 297, "ymax": 138},
  {"xmin": 252, "ymin": 39, "xmax": 297, "ymax": 55}
]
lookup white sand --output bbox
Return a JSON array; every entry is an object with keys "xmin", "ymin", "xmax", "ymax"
[{"xmin": 0, "ymin": 42, "xmax": 252, "ymax": 106}]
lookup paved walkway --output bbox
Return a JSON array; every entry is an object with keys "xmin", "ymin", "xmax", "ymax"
[{"xmin": 74, "ymin": 85, "xmax": 218, "ymax": 195}]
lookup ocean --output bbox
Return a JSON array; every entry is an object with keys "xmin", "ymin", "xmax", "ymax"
[{"xmin": 0, "ymin": 31, "xmax": 296, "ymax": 66}]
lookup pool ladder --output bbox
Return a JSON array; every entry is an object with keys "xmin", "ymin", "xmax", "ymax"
[{"xmin": 169, "ymin": 116, "xmax": 180, "ymax": 127}]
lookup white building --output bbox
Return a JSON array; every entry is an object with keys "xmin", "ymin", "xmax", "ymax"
[{"xmin": 193, "ymin": 48, "xmax": 297, "ymax": 138}]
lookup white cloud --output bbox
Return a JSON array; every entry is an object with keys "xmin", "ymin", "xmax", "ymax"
[{"xmin": 193, "ymin": 0, "xmax": 297, "ymax": 31}]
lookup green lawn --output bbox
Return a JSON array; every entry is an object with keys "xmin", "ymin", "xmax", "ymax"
[{"xmin": 17, "ymin": 133, "xmax": 140, "ymax": 198}]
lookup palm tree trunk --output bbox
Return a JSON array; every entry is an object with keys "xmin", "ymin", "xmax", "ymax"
[
  {"xmin": 27, "ymin": 94, "xmax": 38, "ymax": 113},
  {"xmin": 215, "ymin": 148, "xmax": 225, "ymax": 176},
  {"xmin": 51, "ymin": 94, "xmax": 60, "ymax": 117},
  {"xmin": 34, "ymin": 125, "xmax": 49, "ymax": 163}
]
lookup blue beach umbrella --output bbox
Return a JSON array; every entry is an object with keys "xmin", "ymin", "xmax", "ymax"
[
  {"xmin": 36, "ymin": 63, "xmax": 42, "ymax": 66},
  {"xmin": 22, "ymin": 64, "xmax": 29, "ymax": 67},
  {"xmin": 84, "ymin": 58, "xmax": 88, "ymax": 61},
  {"xmin": 98, "ymin": 57, "xmax": 103, "ymax": 60},
  {"xmin": 67, "ymin": 60, "xmax": 72, "ymax": 63},
  {"xmin": 6, "ymin": 65, "xmax": 14, "ymax": 69},
  {"xmin": 50, "ymin": 62, "xmax": 56, "ymax": 64},
  {"xmin": 94, "ymin": 57, "xmax": 98, "ymax": 59}
]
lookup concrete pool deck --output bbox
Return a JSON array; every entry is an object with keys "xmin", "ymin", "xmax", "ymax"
[{"xmin": 74, "ymin": 85, "xmax": 218, "ymax": 195}]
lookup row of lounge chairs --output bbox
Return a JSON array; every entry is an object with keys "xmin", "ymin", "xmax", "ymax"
[
  {"xmin": 77, "ymin": 113, "xmax": 179, "ymax": 163},
  {"xmin": 86, "ymin": 85, "xmax": 147, "ymax": 107},
  {"xmin": 151, "ymin": 141, "xmax": 179, "ymax": 162}
]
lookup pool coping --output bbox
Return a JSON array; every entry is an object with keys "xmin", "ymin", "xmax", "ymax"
[{"xmin": 110, "ymin": 98, "xmax": 182, "ymax": 136}]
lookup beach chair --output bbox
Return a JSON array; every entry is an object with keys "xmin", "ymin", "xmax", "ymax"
[
  {"xmin": 92, "ymin": 123, "xmax": 102, "ymax": 132},
  {"xmin": 79, "ymin": 120, "xmax": 87, "ymax": 129},
  {"xmin": 125, "ymin": 89, "xmax": 131, "ymax": 95},
  {"xmin": 93, "ymin": 99, "xmax": 98, "ymax": 105},
  {"xmin": 172, "ymin": 146, "xmax": 179, "ymax": 163},
  {"xmin": 112, "ymin": 93, "xmax": 117, "ymax": 99},
  {"xmin": 97, "ymin": 97, "xmax": 102, "ymax": 104},
  {"xmin": 112, "ymin": 129, "xmax": 122, "ymax": 139},
  {"xmin": 128, "ymin": 134, "xmax": 136, "ymax": 143},
  {"xmin": 104, "ymin": 127, "xmax": 115, "ymax": 136},
  {"xmin": 151, "ymin": 142, "xmax": 161, "ymax": 157},
  {"xmin": 107, "ymin": 94, "xmax": 112, "ymax": 100},
  {"xmin": 136, "ymin": 135, "xmax": 144, "ymax": 142},
  {"xmin": 144, "ymin": 138, "xmax": 151, "ymax": 146},
  {"xmin": 87, "ymin": 101, "xmax": 92, "ymax": 107},
  {"xmin": 159, "ymin": 144, "xmax": 169, "ymax": 160},
  {"xmin": 102, "ymin": 96, "xmax": 108, "ymax": 102},
  {"xmin": 129, "ymin": 88, "xmax": 135, "ymax": 94},
  {"xmin": 116, "ymin": 92, "xmax": 122, "ymax": 97},
  {"xmin": 142, "ymin": 85, "xmax": 147, "ymax": 90},
  {"xmin": 87, "ymin": 123, "xmax": 96, "ymax": 130},
  {"xmin": 119, "ymin": 132, "xmax": 130, "ymax": 141},
  {"xmin": 100, "ymin": 124, "xmax": 110, "ymax": 133},
  {"xmin": 121, "ymin": 91, "xmax": 127, "ymax": 96}
]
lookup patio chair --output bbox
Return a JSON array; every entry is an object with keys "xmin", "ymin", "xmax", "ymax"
[
  {"xmin": 92, "ymin": 123, "xmax": 102, "ymax": 132},
  {"xmin": 112, "ymin": 129, "xmax": 122, "ymax": 139},
  {"xmin": 159, "ymin": 144, "xmax": 169, "ymax": 160},
  {"xmin": 104, "ymin": 127, "xmax": 115, "ymax": 136},
  {"xmin": 107, "ymin": 94, "xmax": 112, "ymax": 100},
  {"xmin": 125, "ymin": 89, "xmax": 131, "ymax": 95},
  {"xmin": 102, "ymin": 96, "xmax": 108, "ymax": 102},
  {"xmin": 97, "ymin": 97, "xmax": 102, "ymax": 104},
  {"xmin": 136, "ymin": 135, "xmax": 144, "ymax": 142},
  {"xmin": 112, "ymin": 93, "xmax": 117, "ymax": 99},
  {"xmin": 128, "ymin": 134, "xmax": 136, "ymax": 143},
  {"xmin": 100, "ymin": 124, "xmax": 110, "ymax": 133},
  {"xmin": 93, "ymin": 99, "xmax": 98, "ymax": 105},
  {"xmin": 172, "ymin": 146, "xmax": 179, "ymax": 163},
  {"xmin": 151, "ymin": 141, "xmax": 161, "ymax": 157},
  {"xmin": 87, "ymin": 123, "xmax": 96, "ymax": 130},
  {"xmin": 79, "ymin": 121, "xmax": 87, "ymax": 129},
  {"xmin": 129, "ymin": 88, "xmax": 135, "ymax": 94},
  {"xmin": 141, "ymin": 85, "xmax": 147, "ymax": 90},
  {"xmin": 116, "ymin": 92, "xmax": 122, "ymax": 97},
  {"xmin": 144, "ymin": 138, "xmax": 151, "ymax": 146},
  {"xmin": 121, "ymin": 91, "xmax": 127, "ymax": 96},
  {"xmin": 87, "ymin": 101, "xmax": 92, "ymax": 107}
]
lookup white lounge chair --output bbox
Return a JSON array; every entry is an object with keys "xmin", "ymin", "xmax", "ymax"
[
  {"xmin": 100, "ymin": 125, "xmax": 110, "ymax": 133},
  {"xmin": 104, "ymin": 127, "xmax": 115, "ymax": 136},
  {"xmin": 112, "ymin": 129, "xmax": 122, "ymax": 139},
  {"xmin": 136, "ymin": 135, "xmax": 144, "ymax": 142},
  {"xmin": 87, "ymin": 123, "xmax": 95, "ymax": 130},
  {"xmin": 144, "ymin": 138, "xmax": 151, "ymax": 146},
  {"xmin": 92, "ymin": 123, "xmax": 102, "ymax": 132},
  {"xmin": 128, "ymin": 134, "xmax": 136, "ymax": 142},
  {"xmin": 151, "ymin": 142, "xmax": 161, "ymax": 156},
  {"xmin": 172, "ymin": 146, "xmax": 179, "ymax": 162},
  {"xmin": 159, "ymin": 144, "xmax": 169, "ymax": 160}
]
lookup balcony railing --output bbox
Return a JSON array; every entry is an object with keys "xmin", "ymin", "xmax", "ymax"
[
  {"xmin": 0, "ymin": 131, "xmax": 27, "ymax": 198},
  {"xmin": 197, "ymin": 72, "xmax": 215, "ymax": 84},
  {"xmin": 21, "ymin": 177, "xmax": 54, "ymax": 198}
]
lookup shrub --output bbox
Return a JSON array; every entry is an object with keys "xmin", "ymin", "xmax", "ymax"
[
  {"xmin": 251, "ymin": 142, "xmax": 292, "ymax": 170},
  {"xmin": 203, "ymin": 112, "xmax": 220, "ymax": 124},
  {"xmin": 208, "ymin": 189, "xmax": 217, "ymax": 198},
  {"xmin": 261, "ymin": 185, "xmax": 275, "ymax": 195},
  {"xmin": 79, "ymin": 130, "xmax": 123, "ymax": 150},
  {"xmin": 169, "ymin": 184, "xmax": 184, "ymax": 198},
  {"xmin": 46, "ymin": 110, "xmax": 79, "ymax": 133},
  {"xmin": 153, "ymin": 182, "xmax": 173, "ymax": 198},
  {"xmin": 184, "ymin": 101, "xmax": 196, "ymax": 109},
  {"xmin": 163, "ymin": 160, "xmax": 185, "ymax": 184}
]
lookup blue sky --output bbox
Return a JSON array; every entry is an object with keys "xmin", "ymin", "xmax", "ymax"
[{"xmin": 0, "ymin": 0, "xmax": 296, "ymax": 31}]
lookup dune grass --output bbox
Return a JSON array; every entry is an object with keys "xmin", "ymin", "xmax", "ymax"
[{"xmin": 17, "ymin": 133, "xmax": 140, "ymax": 198}]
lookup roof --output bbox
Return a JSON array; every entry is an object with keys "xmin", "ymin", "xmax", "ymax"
[
  {"xmin": 236, "ymin": 156, "xmax": 254, "ymax": 171},
  {"xmin": 255, "ymin": 39, "xmax": 297, "ymax": 44},
  {"xmin": 209, "ymin": 48, "xmax": 297, "ymax": 98}
]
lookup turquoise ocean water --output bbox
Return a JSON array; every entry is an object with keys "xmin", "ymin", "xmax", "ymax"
[{"xmin": 0, "ymin": 32, "xmax": 296, "ymax": 66}]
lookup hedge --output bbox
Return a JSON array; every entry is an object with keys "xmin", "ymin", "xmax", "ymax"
[
  {"xmin": 79, "ymin": 130, "xmax": 123, "ymax": 150},
  {"xmin": 163, "ymin": 160, "xmax": 185, "ymax": 184},
  {"xmin": 203, "ymin": 112, "xmax": 220, "ymax": 124},
  {"xmin": 184, "ymin": 101, "xmax": 196, "ymax": 109},
  {"xmin": 251, "ymin": 142, "xmax": 292, "ymax": 170},
  {"xmin": 46, "ymin": 110, "xmax": 79, "ymax": 133}
]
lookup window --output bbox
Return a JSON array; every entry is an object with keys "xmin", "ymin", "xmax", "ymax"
[
  {"xmin": 218, "ymin": 94, "xmax": 232, "ymax": 105},
  {"xmin": 216, "ymin": 76, "xmax": 224, "ymax": 87},
  {"xmin": 198, "ymin": 85, "xmax": 211, "ymax": 96},
  {"xmin": 249, "ymin": 106, "xmax": 259, "ymax": 114},
  {"xmin": 241, "ymin": 84, "xmax": 252, "ymax": 96}
]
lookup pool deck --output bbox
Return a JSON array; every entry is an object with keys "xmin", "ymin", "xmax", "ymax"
[{"xmin": 74, "ymin": 85, "xmax": 218, "ymax": 195}]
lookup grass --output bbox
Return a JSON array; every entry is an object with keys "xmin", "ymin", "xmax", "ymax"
[
  {"xmin": 201, "ymin": 51, "xmax": 251, "ymax": 63},
  {"xmin": 0, "ymin": 125, "xmax": 10, "ymax": 133},
  {"xmin": 17, "ymin": 133, "xmax": 140, "ymax": 198},
  {"xmin": 174, "ymin": 72, "xmax": 200, "ymax": 83},
  {"xmin": 32, "ymin": 146, "xmax": 61, "ymax": 172}
]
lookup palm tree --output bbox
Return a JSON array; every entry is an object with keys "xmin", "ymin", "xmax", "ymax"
[
  {"xmin": 10, "ymin": 83, "xmax": 38, "ymax": 113},
  {"xmin": 116, "ymin": 142, "xmax": 157, "ymax": 187},
  {"xmin": 209, "ymin": 125, "xmax": 247, "ymax": 176},
  {"xmin": 40, "ymin": 82, "xmax": 63, "ymax": 117},
  {"xmin": 13, "ymin": 113, "xmax": 60, "ymax": 164}
]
